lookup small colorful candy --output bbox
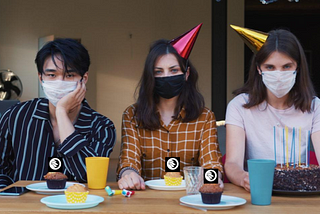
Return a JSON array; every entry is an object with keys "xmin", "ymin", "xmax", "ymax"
[
  {"xmin": 122, "ymin": 189, "xmax": 135, "ymax": 197},
  {"xmin": 112, "ymin": 190, "xmax": 122, "ymax": 195},
  {"xmin": 105, "ymin": 186, "xmax": 114, "ymax": 196}
]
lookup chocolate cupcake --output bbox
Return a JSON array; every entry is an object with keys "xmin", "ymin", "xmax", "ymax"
[
  {"xmin": 199, "ymin": 184, "xmax": 223, "ymax": 204},
  {"xmin": 44, "ymin": 172, "xmax": 68, "ymax": 189}
]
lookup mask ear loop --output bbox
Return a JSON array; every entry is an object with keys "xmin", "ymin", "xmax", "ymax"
[
  {"xmin": 256, "ymin": 63, "xmax": 263, "ymax": 75},
  {"xmin": 184, "ymin": 60, "xmax": 189, "ymax": 80}
]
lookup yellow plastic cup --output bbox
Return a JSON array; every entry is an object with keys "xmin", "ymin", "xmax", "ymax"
[{"xmin": 85, "ymin": 157, "xmax": 109, "ymax": 189}]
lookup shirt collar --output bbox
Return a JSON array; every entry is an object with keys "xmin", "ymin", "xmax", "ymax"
[
  {"xmin": 33, "ymin": 98, "xmax": 93, "ymax": 134},
  {"xmin": 177, "ymin": 107, "xmax": 186, "ymax": 120},
  {"xmin": 157, "ymin": 107, "xmax": 186, "ymax": 128},
  {"xmin": 33, "ymin": 98, "xmax": 50, "ymax": 121}
]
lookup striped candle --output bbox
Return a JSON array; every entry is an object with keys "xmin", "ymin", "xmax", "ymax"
[
  {"xmin": 308, "ymin": 130, "xmax": 311, "ymax": 167},
  {"xmin": 299, "ymin": 127, "xmax": 301, "ymax": 166},
  {"xmin": 306, "ymin": 130, "xmax": 308, "ymax": 167},
  {"xmin": 274, "ymin": 126, "xmax": 276, "ymax": 165},
  {"xmin": 293, "ymin": 128, "xmax": 296, "ymax": 168},
  {"xmin": 283, "ymin": 128, "xmax": 285, "ymax": 166},
  {"xmin": 290, "ymin": 128, "xmax": 295, "ymax": 165},
  {"xmin": 286, "ymin": 126, "xmax": 289, "ymax": 168}
]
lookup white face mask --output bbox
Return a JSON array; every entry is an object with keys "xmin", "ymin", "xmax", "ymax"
[
  {"xmin": 262, "ymin": 70, "xmax": 297, "ymax": 98},
  {"xmin": 42, "ymin": 80, "xmax": 77, "ymax": 106}
]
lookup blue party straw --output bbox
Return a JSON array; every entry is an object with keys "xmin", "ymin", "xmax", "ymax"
[
  {"xmin": 294, "ymin": 128, "xmax": 296, "ymax": 168},
  {"xmin": 274, "ymin": 126, "xmax": 276, "ymax": 166}
]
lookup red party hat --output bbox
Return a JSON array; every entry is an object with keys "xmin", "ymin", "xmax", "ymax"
[{"xmin": 170, "ymin": 23, "xmax": 203, "ymax": 59}]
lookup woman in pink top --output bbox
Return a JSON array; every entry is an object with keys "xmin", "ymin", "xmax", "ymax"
[{"xmin": 225, "ymin": 28, "xmax": 320, "ymax": 192}]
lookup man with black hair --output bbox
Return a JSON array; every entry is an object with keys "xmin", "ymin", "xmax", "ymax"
[{"xmin": 0, "ymin": 39, "xmax": 116, "ymax": 188}]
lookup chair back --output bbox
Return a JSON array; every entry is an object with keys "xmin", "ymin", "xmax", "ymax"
[
  {"xmin": 216, "ymin": 120, "xmax": 226, "ymax": 156},
  {"xmin": 310, "ymin": 151, "xmax": 319, "ymax": 166},
  {"xmin": 0, "ymin": 100, "xmax": 20, "ymax": 118}
]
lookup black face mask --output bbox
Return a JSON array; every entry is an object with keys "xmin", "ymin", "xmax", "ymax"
[{"xmin": 154, "ymin": 74, "xmax": 185, "ymax": 99}]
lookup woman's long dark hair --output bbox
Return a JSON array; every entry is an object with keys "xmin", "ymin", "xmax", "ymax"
[
  {"xmin": 135, "ymin": 39, "xmax": 205, "ymax": 130},
  {"xmin": 234, "ymin": 29, "xmax": 316, "ymax": 112}
]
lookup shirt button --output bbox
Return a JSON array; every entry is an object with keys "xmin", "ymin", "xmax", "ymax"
[
  {"xmin": 167, "ymin": 130, "xmax": 169, "ymax": 133},
  {"xmin": 167, "ymin": 149, "xmax": 170, "ymax": 152},
  {"xmin": 135, "ymin": 125, "xmax": 139, "ymax": 128},
  {"xmin": 143, "ymin": 153, "xmax": 146, "ymax": 157},
  {"xmin": 191, "ymin": 157, "xmax": 194, "ymax": 161}
]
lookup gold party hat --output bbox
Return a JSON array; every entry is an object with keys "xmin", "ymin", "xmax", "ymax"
[{"xmin": 230, "ymin": 25, "xmax": 268, "ymax": 53}]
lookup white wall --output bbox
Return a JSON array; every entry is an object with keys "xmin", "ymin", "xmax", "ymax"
[
  {"xmin": 227, "ymin": 0, "xmax": 245, "ymax": 103},
  {"xmin": 0, "ymin": 0, "xmax": 212, "ymax": 159}
]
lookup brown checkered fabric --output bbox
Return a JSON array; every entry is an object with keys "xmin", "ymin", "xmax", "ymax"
[{"xmin": 117, "ymin": 105, "xmax": 223, "ymax": 180}]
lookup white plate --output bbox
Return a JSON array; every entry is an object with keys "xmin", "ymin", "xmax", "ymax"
[
  {"xmin": 40, "ymin": 194, "xmax": 104, "ymax": 210},
  {"xmin": 180, "ymin": 195, "xmax": 246, "ymax": 210},
  {"xmin": 26, "ymin": 182, "xmax": 85, "ymax": 194},
  {"xmin": 145, "ymin": 179, "xmax": 186, "ymax": 190}
]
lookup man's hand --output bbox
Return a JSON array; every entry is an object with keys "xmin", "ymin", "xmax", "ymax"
[
  {"xmin": 56, "ymin": 81, "xmax": 86, "ymax": 113},
  {"xmin": 54, "ymin": 81, "xmax": 86, "ymax": 143},
  {"xmin": 118, "ymin": 170, "xmax": 145, "ymax": 190}
]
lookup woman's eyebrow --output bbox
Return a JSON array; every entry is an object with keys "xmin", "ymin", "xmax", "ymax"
[
  {"xmin": 283, "ymin": 62, "xmax": 295, "ymax": 66},
  {"xmin": 169, "ymin": 65, "xmax": 179, "ymax": 69}
]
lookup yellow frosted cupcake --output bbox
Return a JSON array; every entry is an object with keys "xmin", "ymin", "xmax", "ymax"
[
  {"xmin": 164, "ymin": 172, "xmax": 183, "ymax": 186},
  {"xmin": 65, "ymin": 184, "xmax": 89, "ymax": 203}
]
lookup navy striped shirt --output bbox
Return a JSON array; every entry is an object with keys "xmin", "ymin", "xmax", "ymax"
[{"xmin": 0, "ymin": 98, "xmax": 116, "ymax": 188}]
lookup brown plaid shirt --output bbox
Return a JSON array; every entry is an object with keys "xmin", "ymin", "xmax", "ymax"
[{"xmin": 117, "ymin": 105, "xmax": 223, "ymax": 180}]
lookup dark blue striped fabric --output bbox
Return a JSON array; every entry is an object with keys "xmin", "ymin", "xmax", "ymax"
[{"xmin": 0, "ymin": 98, "xmax": 116, "ymax": 189}]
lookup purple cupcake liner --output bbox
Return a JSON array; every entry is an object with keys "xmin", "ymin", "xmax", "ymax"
[
  {"xmin": 46, "ymin": 179, "xmax": 67, "ymax": 189},
  {"xmin": 200, "ymin": 192, "xmax": 223, "ymax": 204}
]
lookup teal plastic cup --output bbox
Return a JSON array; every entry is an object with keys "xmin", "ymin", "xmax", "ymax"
[{"xmin": 248, "ymin": 159, "xmax": 275, "ymax": 206}]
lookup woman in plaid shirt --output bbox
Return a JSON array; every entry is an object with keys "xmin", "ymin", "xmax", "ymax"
[{"xmin": 117, "ymin": 25, "xmax": 224, "ymax": 190}]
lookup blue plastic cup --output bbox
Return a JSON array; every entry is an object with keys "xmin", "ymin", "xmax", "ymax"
[{"xmin": 248, "ymin": 159, "xmax": 275, "ymax": 206}]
